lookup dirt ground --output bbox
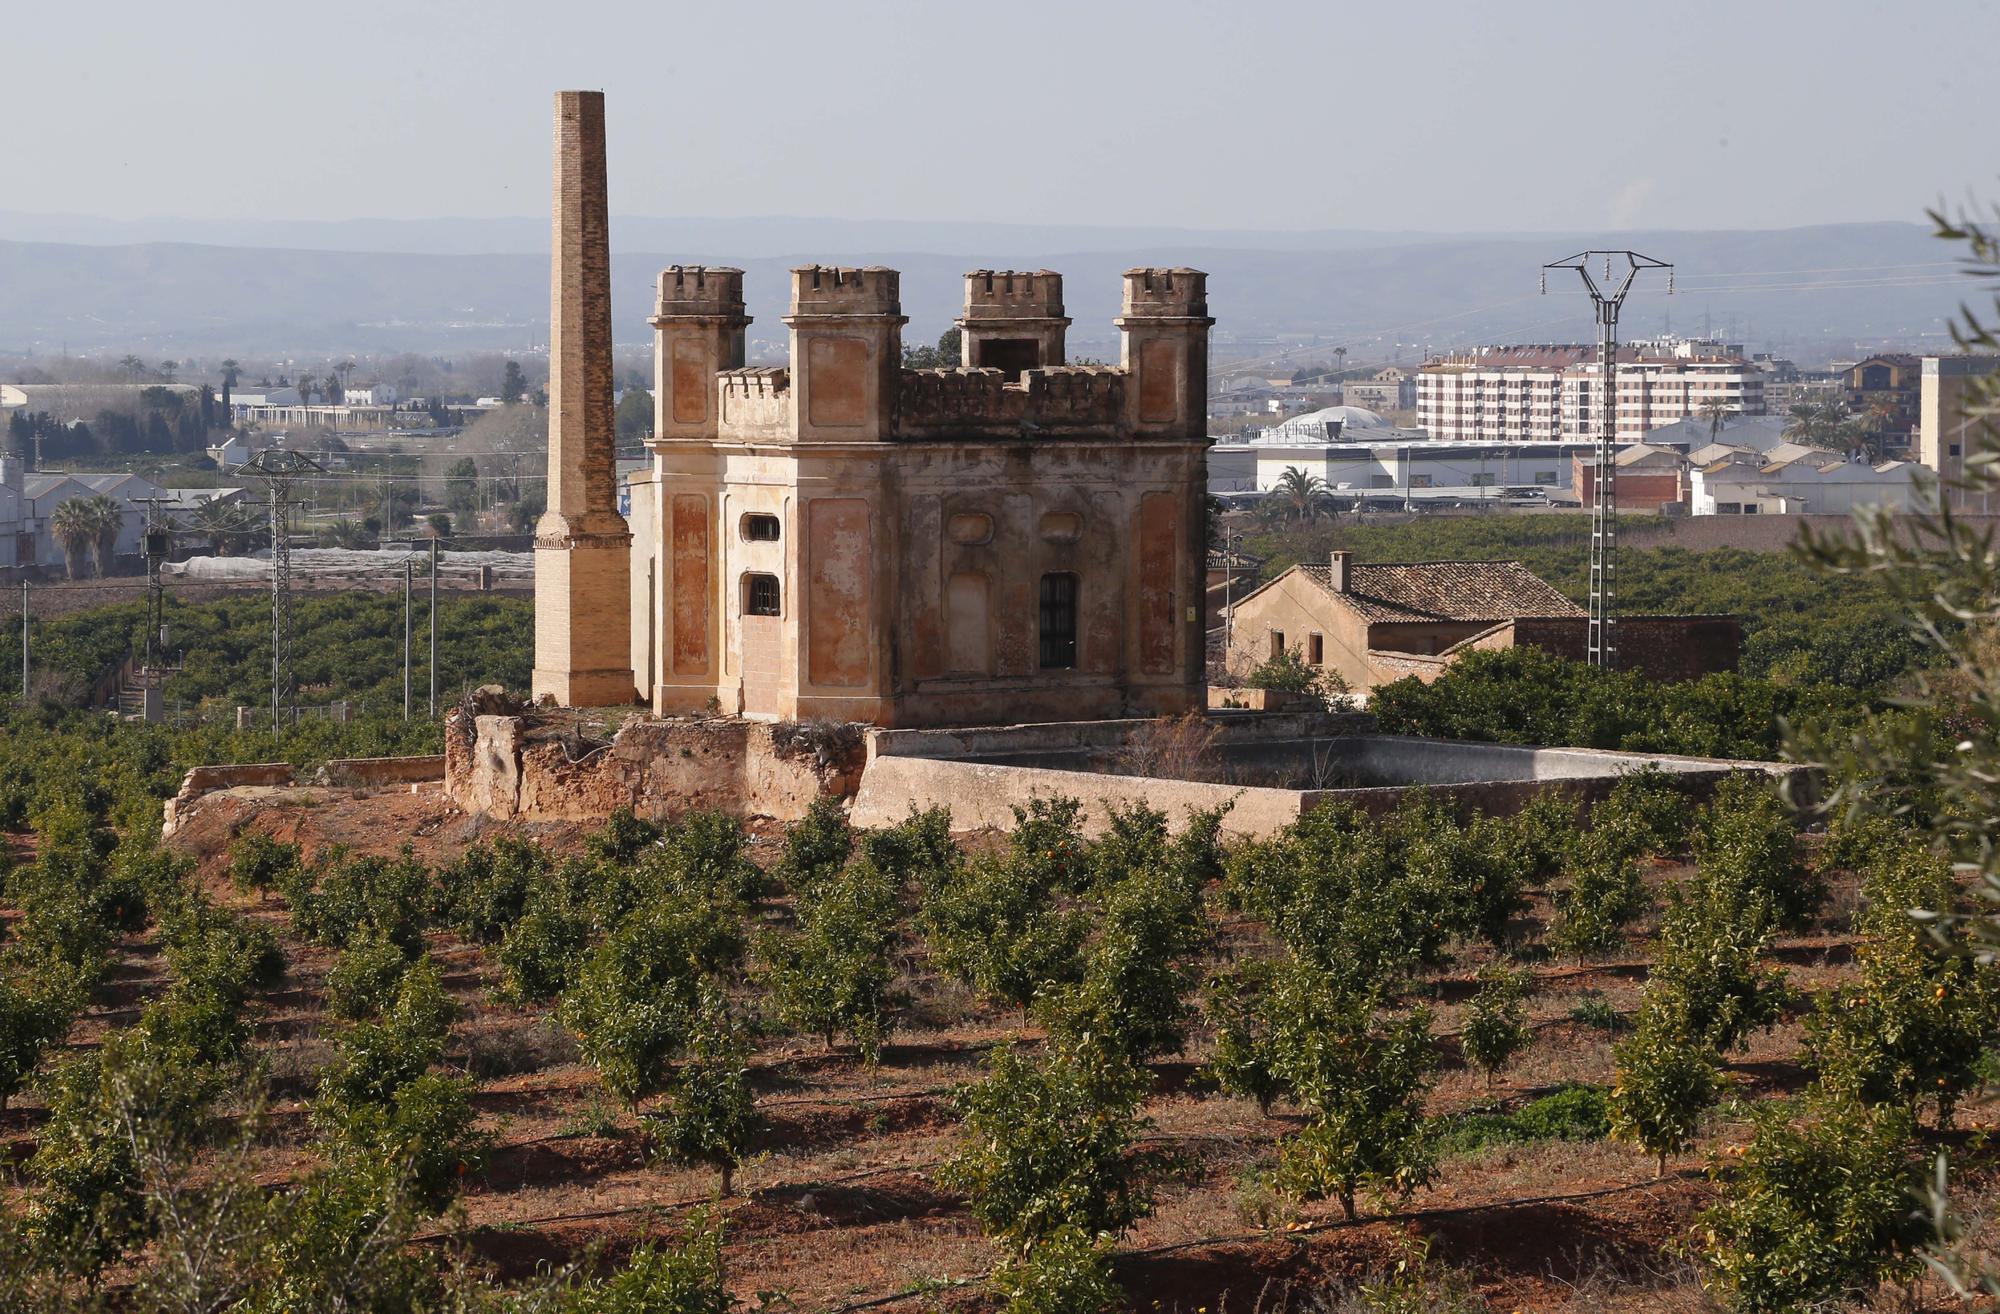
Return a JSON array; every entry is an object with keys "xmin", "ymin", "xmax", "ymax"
[{"xmin": 6, "ymin": 786, "xmax": 1995, "ymax": 1312}]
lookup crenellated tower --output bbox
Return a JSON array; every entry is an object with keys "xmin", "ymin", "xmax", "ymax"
[
  {"xmin": 651, "ymin": 265, "xmax": 749, "ymax": 440},
  {"xmin": 958, "ymin": 269, "xmax": 1070, "ymax": 376},
  {"xmin": 1116, "ymin": 267, "xmax": 1215, "ymax": 439},
  {"xmin": 784, "ymin": 266, "xmax": 906, "ymax": 442}
]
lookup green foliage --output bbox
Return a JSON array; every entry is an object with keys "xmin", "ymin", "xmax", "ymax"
[
  {"xmin": 1204, "ymin": 960, "xmax": 1283, "ymax": 1115},
  {"xmin": 1608, "ymin": 1014, "xmax": 1719, "ymax": 1174},
  {"xmin": 226, "ymin": 830, "xmax": 302, "ymax": 892},
  {"xmin": 858, "ymin": 804, "xmax": 960, "ymax": 889},
  {"xmin": 1546, "ymin": 823, "xmax": 1647, "ymax": 959},
  {"xmin": 1040, "ymin": 833, "xmax": 1213, "ymax": 1065},
  {"xmin": 1694, "ymin": 775, "xmax": 1822, "ymax": 933},
  {"xmin": 497, "ymin": 883, "xmax": 597, "ymax": 1004},
  {"xmin": 434, "ymin": 836, "xmax": 552, "ymax": 944},
  {"xmin": 763, "ymin": 854, "xmax": 900, "ymax": 1061},
  {"xmin": 1225, "ymin": 794, "xmax": 1522, "ymax": 986},
  {"xmin": 1697, "ymin": 1093, "xmax": 1923, "ymax": 1312},
  {"xmin": 941, "ymin": 1044, "xmax": 1155, "ymax": 1252},
  {"xmin": 989, "ymin": 1226, "xmax": 1124, "ymax": 1314},
  {"xmin": 1008, "ymin": 795, "xmax": 1092, "ymax": 893},
  {"xmin": 324, "ymin": 928, "xmax": 416, "ymax": 1021},
  {"xmin": 644, "ymin": 987, "xmax": 761, "ymax": 1196},
  {"xmin": 561, "ymin": 1212, "xmax": 733, "ymax": 1314},
  {"xmin": 584, "ymin": 806, "xmax": 662, "ymax": 865},
  {"xmin": 0, "ymin": 949, "xmax": 85, "ymax": 1112},
  {"xmin": 1805, "ymin": 836, "xmax": 1996, "ymax": 1129},
  {"xmin": 560, "ymin": 897, "xmax": 742, "ymax": 1113},
  {"xmin": 312, "ymin": 958, "xmax": 482, "ymax": 1213},
  {"xmin": 1458, "ymin": 963, "xmax": 1531, "ymax": 1087},
  {"xmin": 1243, "ymin": 644, "xmax": 1343, "ymax": 698},
  {"xmin": 921, "ymin": 839, "xmax": 1088, "ymax": 1017},
  {"xmin": 1592, "ymin": 768, "xmax": 1696, "ymax": 860},
  {"xmin": 774, "ymin": 795, "xmax": 853, "ymax": 898},
  {"xmin": 286, "ymin": 845, "xmax": 431, "ymax": 954},
  {"xmin": 1432, "ymin": 1084, "xmax": 1610, "ymax": 1155},
  {"xmin": 26, "ymin": 1029, "xmax": 221, "ymax": 1276},
  {"xmin": 1263, "ymin": 961, "xmax": 1438, "ymax": 1218},
  {"xmin": 1371, "ymin": 645, "xmax": 1876, "ymax": 761}
]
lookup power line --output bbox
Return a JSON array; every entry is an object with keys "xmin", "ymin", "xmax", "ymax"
[{"xmin": 234, "ymin": 449, "xmax": 326, "ymax": 736}]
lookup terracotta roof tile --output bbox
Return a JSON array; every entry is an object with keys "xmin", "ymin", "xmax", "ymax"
[{"xmin": 1297, "ymin": 559, "xmax": 1584, "ymax": 624}]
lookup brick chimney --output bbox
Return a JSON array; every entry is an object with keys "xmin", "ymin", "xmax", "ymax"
[{"xmin": 1329, "ymin": 549, "xmax": 1352, "ymax": 593}]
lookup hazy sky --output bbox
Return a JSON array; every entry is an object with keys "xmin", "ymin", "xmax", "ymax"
[{"xmin": 9, "ymin": 0, "xmax": 1997, "ymax": 233}]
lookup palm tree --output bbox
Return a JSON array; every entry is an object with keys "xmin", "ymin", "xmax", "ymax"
[
  {"xmin": 219, "ymin": 359, "xmax": 241, "ymax": 389},
  {"xmin": 295, "ymin": 374, "xmax": 316, "ymax": 404},
  {"xmin": 49, "ymin": 498, "xmax": 96, "ymax": 578},
  {"xmin": 1784, "ymin": 400, "xmax": 1862, "ymax": 454},
  {"xmin": 1696, "ymin": 400, "xmax": 1732, "ymax": 441},
  {"xmin": 188, "ymin": 501, "xmax": 251, "ymax": 556},
  {"xmin": 85, "ymin": 496, "xmax": 124, "ymax": 576},
  {"xmin": 1272, "ymin": 465, "xmax": 1332, "ymax": 523}
]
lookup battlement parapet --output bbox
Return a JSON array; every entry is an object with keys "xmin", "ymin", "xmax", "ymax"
[
  {"xmin": 897, "ymin": 365, "xmax": 1128, "ymax": 438},
  {"xmin": 716, "ymin": 367, "xmax": 791, "ymax": 439},
  {"xmin": 718, "ymin": 366, "xmax": 790, "ymax": 400},
  {"xmin": 1120, "ymin": 267, "xmax": 1210, "ymax": 318},
  {"xmin": 655, "ymin": 265, "xmax": 747, "ymax": 319},
  {"xmin": 962, "ymin": 269, "xmax": 1066, "ymax": 321},
  {"xmin": 788, "ymin": 265, "xmax": 902, "ymax": 318}
]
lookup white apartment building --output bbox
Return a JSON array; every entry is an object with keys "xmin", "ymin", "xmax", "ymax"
[{"xmin": 1418, "ymin": 338, "xmax": 1764, "ymax": 443}]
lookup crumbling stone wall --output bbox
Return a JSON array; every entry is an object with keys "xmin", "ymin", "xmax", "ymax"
[{"xmin": 445, "ymin": 708, "xmax": 865, "ymax": 824}]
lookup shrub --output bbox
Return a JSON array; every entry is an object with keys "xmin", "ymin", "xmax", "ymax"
[
  {"xmin": 1608, "ymin": 1014, "xmax": 1718, "ymax": 1176},
  {"xmin": 496, "ymin": 887, "xmax": 596, "ymax": 1004},
  {"xmin": 433, "ymin": 836, "xmax": 550, "ymax": 944},
  {"xmin": 584, "ymin": 806, "xmax": 662, "ymax": 866},
  {"xmin": 1547, "ymin": 824, "xmax": 1647, "ymax": 958},
  {"xmin": 1647, "ymin": 865, "xmax": 1786, "ymax": 1056},
  {"xmin": 287, "ymin": 846, "xmax": 431, "ymax": 954},
  {"xmin": 560, "ymin": 901, "xmax": 735, "ymax": 1114},
  {"xmin": 1203, "ymin": 961, "xmax": 1282, "ymax": 1115},
  {"xmin": 1265, "ymin": 962, "xmax": 1438, "ymax": 1219},
  {"xmin": 645, "ymin": 987, "xmax": 760, "ymax": 1197},
  {"xmin": 763, "ymin": 855, "xmax": 900, "ymax": 1062},
  {"xmin": 1590, "ymin": 767, "xmax": 1695, "ymax": 860},
  {"xmin": 0, "ymin": 951, "xmax": 85, "ymax": 1113},
  {"xmin": 562, "ymin": 1211, "xmax": 732, "ymax": 1314},
  {"xmin": 324, "ymin": 930, "xmax": 416, "ymax": 1021},
  {"xmin": 922, "ymin": 849, "xmax": 1088, "ymax": 1018},
  {"xmin": 859, "ymin": 804, "xmax": 960, "ymax": 889},
  {"xmin": 774, "ymin": 795, "xmax": 853, "ymax": 898},
  {"xmin": 1694, "ymin": 774, "xmax": 1822, "ymax": 932},
  {"xmin": 989, "ymin": 1226, "xmax": 1124, "ymax": 1314},
  {"xmin": 941, "ymin": 1045, "xmax": 1154, "ymax": 1251},
  {"xmin": 1459, "ymin": 963, "xmax": 1531, "ymax": 1089},
  {"xmin": 226, "ymin": 830, "xmax": 303, "ymax": 893},
  {"xmin": 1697, "ymin": 1093, "xmax": 1923, "ymax": 1312},
  {"xmin": 1007, "ymin": 795, "xmax": 1091, "ymax": 894},
  {"xmin": 1039, "ymin": 856, "xmax": 1211, "ymax": 1065}
]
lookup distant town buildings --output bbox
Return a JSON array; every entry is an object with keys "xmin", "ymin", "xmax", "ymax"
[
  {"xmin": 1416, "ymin": 337, "xmax": 1765, "ymax": 443},
  {"xmin": 1919, "ymin": 354, "xmax": 2000, "ymax": 510}
]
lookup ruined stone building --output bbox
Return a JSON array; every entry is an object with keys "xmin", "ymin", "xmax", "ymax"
[
  {"xmin": 529, "ymin": 93, "xmax": 1215, "ymax": 726},
  {"xmin": 624, "ymin": 264, "xmax": 1215, "ymax": 726}
]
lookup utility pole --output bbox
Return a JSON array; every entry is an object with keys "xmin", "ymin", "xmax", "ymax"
[
  {"xmin": 428, "ymin": 536, "xmax": 439, "ymax": 717},
  {"xmin": 18, "ymin": 581, "xmax": 26, "ymax": 698},
  {"xmin": 1541, "ymin": 250, "xmax": 1672, "ymax": 670},
  {"xmin": 131, "ymin": 496, "xmax": 177, "ymax": 671},
  {"xmin": 403, "ymin": 558, "xmax": 413, "ymax": 721},
  {"xmin": 238, "ymin": 449, "xmax": 326, "ymax": 735}
]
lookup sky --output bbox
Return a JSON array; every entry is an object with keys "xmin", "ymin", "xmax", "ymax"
[{"xmin": 8, "ymin": 0, "xmax": 1998, "ymax": 234}]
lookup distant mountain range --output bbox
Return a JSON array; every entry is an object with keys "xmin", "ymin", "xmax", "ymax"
[{"xmin": 0, "ymin": 213, "xmax": 1968, "ymax": 366}]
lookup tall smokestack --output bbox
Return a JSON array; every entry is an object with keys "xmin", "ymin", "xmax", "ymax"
[{"xmin": 531, "ymin": 89, "xmax": 635, "ymax": 707}]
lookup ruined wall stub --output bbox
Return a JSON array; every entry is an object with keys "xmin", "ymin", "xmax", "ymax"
[{"xmin": 533, "ymin": 89, "xmax": 635, "ymax": 707}]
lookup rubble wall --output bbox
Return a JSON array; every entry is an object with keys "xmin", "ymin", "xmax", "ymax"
[{"xmin": 445, "ymin": 711, "xmax": 864, "ymax": 823}]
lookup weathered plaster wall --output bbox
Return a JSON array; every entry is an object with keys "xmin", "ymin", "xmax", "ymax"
[{"xmin": 445, "ymin": 712, "xmax": 863, "ymax": 823}]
